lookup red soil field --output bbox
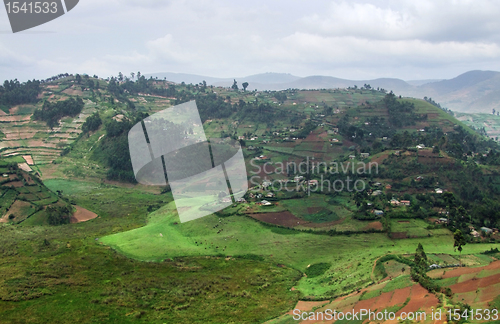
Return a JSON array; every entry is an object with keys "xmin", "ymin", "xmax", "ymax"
[
  {"xmin": 4, "ymin": 181, "xmax": 24, "ymax": 188},
  {"xmin": 70, "ymin": 206, "xmax": 98, "ymax": 224},
  {"xmin": 0, "ymin": 115, "xmax": 31, "ymax": 122},
  {"xmin": 391, "ymin": 232, "xmax": 407, "ymax": 239},
  {"xmin": 22, "ymin": 155, "xmax": 34, "ymax": 165},
  {"xmin": 434, "ymin": 260, "xmax": 500, "ymax": 279},
  {"xmin": 250, "ymin": 211, "xmax": 310, "ymax": 227},
  {"xmin": 305, "ymin": 134, "xmax": 318, "ymax": 141},
  {"xmin": 22, "ymin": 173, "xmax": 35, "ymax": 185},
  {"xmin": 371, "ymin": 152, "xmax": 390, "ymax": 165},
  {"xmin": 364, "ymin": 221, "xmax": 383, "ymax": 231}
]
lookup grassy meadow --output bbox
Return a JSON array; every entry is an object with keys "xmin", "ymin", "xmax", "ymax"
[{"xmin": 99, "ymin": 195, "xmax": 499, "ymax": 300}]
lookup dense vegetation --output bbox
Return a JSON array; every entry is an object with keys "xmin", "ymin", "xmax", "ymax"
[
  {"xmin": 92, "ymin": 113, "xmax": 149, "ymax": 182},
  {"xmin": 82, "ymin": 112, "xmax": 102, "ymax": 133},
  {"xmin": 33, "ymin": 97, "xmax": 84, "ymax": 128},
  {"xmin": 0, "ymin": 79, "xmax": 41, "ymax": 112}
]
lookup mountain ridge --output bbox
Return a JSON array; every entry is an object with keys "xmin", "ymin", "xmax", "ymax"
[{"xmin": 146, "ymin": 70, "xmax": 500, "ymax": 113}]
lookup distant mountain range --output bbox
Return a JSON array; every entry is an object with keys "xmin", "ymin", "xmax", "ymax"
[{"xmin": 146, "ymin": 70, "xmax": 500, "ymax": 113}]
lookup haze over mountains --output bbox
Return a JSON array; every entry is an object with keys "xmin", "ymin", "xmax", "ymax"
[{"xmin": 147, "ymin": 70, "xmax": 500, "ymax": 114}]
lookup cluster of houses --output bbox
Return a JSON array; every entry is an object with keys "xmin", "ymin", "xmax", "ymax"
[
  {"xmin": 390, "ymin": 199, "xmax": 411, "ymax": 206},
  {"xmin": 470, "ymin": 226, "xmax": 498, "ymax": 238},
  {"xmin": 239, "ymin": 135, "xmax": 260, "ymax": 141},
  {"xmin": 220, "ymin": 196, "xmax": 248, "ymax": 204},
  {"xmin": 348, "ymin": 153, "xmax": 370, "ymax": 160}
]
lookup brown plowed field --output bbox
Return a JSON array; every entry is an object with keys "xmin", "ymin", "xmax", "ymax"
[
  {"xmin": 250, "ymin": 212, "xmax": 310, "ymax": 227},
  {"xmin": 364, "ymin": 221, "xmax": 383, "ymax": 231},
  {"xmin": 272, "ymin": 261, "xmax": 500, "ymax": 324},
  {"xmin": 70, "ymin": 206, "xmax": 98, "ymax": 223}
]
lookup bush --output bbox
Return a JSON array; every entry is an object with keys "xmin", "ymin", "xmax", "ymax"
[
  {"xmin": 234, "ymin": 254, "xmax": 264, "ymax": 261},
  {"xmin": 305, "ymin": 263, "xmax": 331, "ymax": 278}
]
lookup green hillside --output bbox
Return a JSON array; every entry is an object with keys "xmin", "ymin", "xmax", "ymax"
[
  {"xmin": 2, "ymin": 76, "xmax": 500, "ymax": 323},
  {"xmin": 0, "ymin": 158, "xmax": 73, "ymax": 225}
]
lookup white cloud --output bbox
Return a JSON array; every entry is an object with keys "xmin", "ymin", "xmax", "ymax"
[
  {"xmin": 300, "ymin": 0, "xmax": 500, "ymax": 43},
  {"xmin": 2, "ymin": 0, "xmax": 500, "ymax": 81}
]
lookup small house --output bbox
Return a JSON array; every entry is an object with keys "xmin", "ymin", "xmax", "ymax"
[
  {"xmin": 360, "ymin": 153, "xmax": 370, "ymax": 158},
  {"xmin": 265, "ymin": 192, "xmax": 275, "ymax": 198},
  {"xmin": 259, "ymin": 200, "xmax": 272, "ymax": 206},
  {"xmin": 435, "ymin": 188, "xmax": 443, "ymax": 194},
  {"xmin": 349, "ymin": 155, "xmax": 356, "ymax": 160},
  {"xmin": 439, "ymin": 218, "xmax": 448, "ymax": 224},
  {"xmin": 390, "ymin": 199, "xmax": 400, "ymax": 206},
  {"xmin": 481, "ymin": 227, "xmax": 493, "ymax": 234},
  {"xmin": 400, "ymin": 200, "xmax": 411, "ymax": 206},
  {"xmin": 374, "ymin": 210, "xmax": 384, "ymax": 216}
]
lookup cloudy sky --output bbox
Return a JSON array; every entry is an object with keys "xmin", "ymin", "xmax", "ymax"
[{"xmin": 2, "ymin": 0, "xmax": 500, "ymax": 82}]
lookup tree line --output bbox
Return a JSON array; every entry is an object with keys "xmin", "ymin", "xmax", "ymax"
[
  {"xmin": 0, "ymin": 79, "xmax": 41, "ymax": 111},
  {"xmin": 33, "ymin": 97, "xmax": 84, "ymax": 128}
]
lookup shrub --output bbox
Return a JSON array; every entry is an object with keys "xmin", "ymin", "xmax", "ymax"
[{"xmin": 305, "ymin": 263, "xmax": 331, "ymax": 278}]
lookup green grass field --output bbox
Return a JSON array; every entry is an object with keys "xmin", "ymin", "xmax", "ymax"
[
  {"xmin": 2, "ymin": 79, "xmax": 500, "ymax": 323},
  {"xmin": 99, "ymin": 197, "xmax": 499, "ymax": 299}
]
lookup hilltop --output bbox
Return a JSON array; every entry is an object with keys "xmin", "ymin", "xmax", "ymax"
[{"xmin": 147, "ymin": 70, "xmax": 500, "ymax": 113}]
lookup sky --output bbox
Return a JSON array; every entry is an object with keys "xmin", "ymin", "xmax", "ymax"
[{"xmin": 2, "ymin": 0, "xmax": 500, "ymax": 82}]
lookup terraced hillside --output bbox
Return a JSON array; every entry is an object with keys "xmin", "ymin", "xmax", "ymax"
[
  {"xmin": 0, "ymin": 81, "xmax": 97, "ymax": 167},
  {"xmin": 0, "ymin": 158, "xmax": 73, "ymax": 225}
]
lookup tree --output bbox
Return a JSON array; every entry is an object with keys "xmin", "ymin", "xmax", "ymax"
[
  {"xmin": 130, "ymin": 72, "xmax": 135, "ymax": 80},
  {"xmin": 231, "ymin": 79, "xmax": 238, "ymax": 90},
  {"xmin": 137, "ymin": 71, "xmax": 141, "ymax": 80},
  {"xmin": 414, "ymin": 243, "xmax": 428, "ymax": 269},
  {"xmin": 453, "ymin": 229, "xmax": 467, "ymax": 264},
  {"xmin": 75, "ymin": 74, "xmax": 82, "ymax": 84},
  {"xmin": 242, "ymin": 82, "xmax": 249, "ymax": 91},
  {"xmin": 433, "ymin": 145, "xmax": 440, "ymax": 154},
  {"xmin": 118, "ymin": 72, "xmax": 124, "ymax": 82}
]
